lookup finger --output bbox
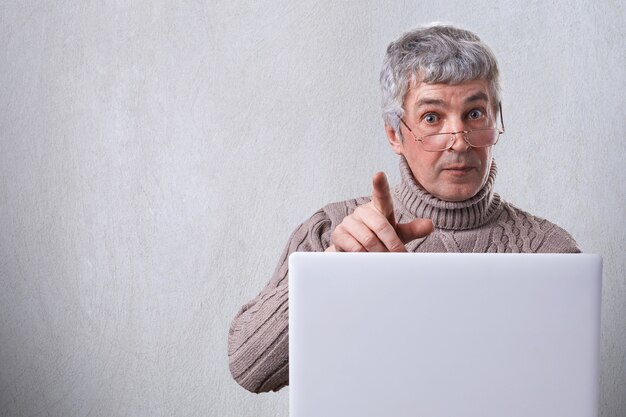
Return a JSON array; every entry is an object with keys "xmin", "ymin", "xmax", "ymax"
[
  {"xmin": 342, "ymin": 214, "xmax": 388, "ymax": 252},
  {"xmin": 355, "ymin": 204, "xmax": 407, "ymax": 252},
  {"xmin": 371, "ymin": 172, "xmax": 395, "ymax": 225},
  {"xmin": 396, "ymin": 218, "xmax": 434, "ymax": 244},
  {"xmin": 330, "ymin": 226, "xmax": 367, "ymax": 252}
]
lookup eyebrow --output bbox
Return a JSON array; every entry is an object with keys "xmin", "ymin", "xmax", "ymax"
[
  {"xmin": 415, "ymin": 98, "xmax": 446, "ymax": 108},
  {"xmin": 465, "ymin": 92, "xmax": 489, "ymax": 103},
  {"xmin": 414, "ymin": 91, "xmax": 490, "ymax": 109}
]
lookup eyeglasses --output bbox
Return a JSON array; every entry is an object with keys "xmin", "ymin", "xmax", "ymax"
[{"xmin": 400, "ymin": 102, "xmax": 505, "ymax": 152}]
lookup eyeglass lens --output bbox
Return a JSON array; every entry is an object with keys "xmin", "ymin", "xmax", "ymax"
[{"xmin": 421, "ymin": 129, "xmax": 500, "ymax": 151}]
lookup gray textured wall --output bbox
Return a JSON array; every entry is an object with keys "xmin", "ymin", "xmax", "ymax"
[{"xmin": 1, "ymin": 1, "xmax": 624, "ymax": 416}]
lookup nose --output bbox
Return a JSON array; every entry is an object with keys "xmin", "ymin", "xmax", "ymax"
[
  {"xmin": 448, "ymin": 131, "xmax": 471, "ymax": 152},
  {"xmin": 444, "ymin": 118, "xmax": 471, "ymax": 152}
]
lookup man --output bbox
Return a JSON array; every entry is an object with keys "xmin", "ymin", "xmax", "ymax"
[{"xmin": 228, "ymin": 24, "xmax": 579, "ymax": 393}]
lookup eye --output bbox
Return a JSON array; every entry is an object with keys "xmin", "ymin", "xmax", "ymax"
[
  {"xmin": 467, "ymin": 109, "xmax": 484, "ymax": 120},
  {"xmin": 422, "ymin": 113, "xmax": 439, "ymax": 124}
]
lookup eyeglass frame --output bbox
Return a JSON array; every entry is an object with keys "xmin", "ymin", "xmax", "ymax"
[{"xmin": 399, "ymin": 102, "xmax": 505, "ymax": 152}]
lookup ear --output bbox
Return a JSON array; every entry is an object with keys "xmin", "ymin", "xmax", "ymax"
[{"xmin": 385, "ymin": 124, "xmax": 404, "ymax": 155}]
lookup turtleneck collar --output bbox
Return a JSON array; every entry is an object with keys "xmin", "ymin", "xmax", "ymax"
[{"xmin": 394, "ymin": 156, "xmax": 501, "ymax": 230}]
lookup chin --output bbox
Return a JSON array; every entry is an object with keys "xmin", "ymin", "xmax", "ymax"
[{"xmin": 434, "ymin": 186, "xmax": 481, "ymax": 202}]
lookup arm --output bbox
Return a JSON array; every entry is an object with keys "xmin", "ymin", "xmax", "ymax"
[
  {"xmin": 228, "ymin": 173, "xmax": 431, "ymax": 393},
  {"xmin": 228, "ymin": 210, "xmax": 332, "ymax": 393}
]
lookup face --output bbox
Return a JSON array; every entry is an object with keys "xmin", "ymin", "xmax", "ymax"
[{"xmin": 385, "ymin": 79, "xmax": 497, "ymax": 202}]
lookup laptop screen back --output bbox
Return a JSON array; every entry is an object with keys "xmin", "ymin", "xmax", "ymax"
[{"xmin": 289, "ymin": 253, "xmax": 602, "ymax": 417}]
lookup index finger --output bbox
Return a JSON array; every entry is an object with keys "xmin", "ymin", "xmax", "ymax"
[{"xmin": 371, "ymin": 172, "xmax": 395, "ymax": 225}]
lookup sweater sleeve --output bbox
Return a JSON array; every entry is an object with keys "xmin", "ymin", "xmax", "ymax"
[{"xmin": 228, "ymin": 208, "xmax": 333, "ymax": 393}]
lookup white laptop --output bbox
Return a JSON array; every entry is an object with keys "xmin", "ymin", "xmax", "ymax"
[{"xmin": 289, "ymin": 253, "xmax": 602, "ymax": 417}]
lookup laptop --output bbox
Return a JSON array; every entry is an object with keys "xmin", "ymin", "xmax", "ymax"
[{"xmin": 289, "ymin": 253, "xmax": 602, "ymax": 417}]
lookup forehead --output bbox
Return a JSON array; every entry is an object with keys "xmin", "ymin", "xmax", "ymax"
[{"xmin": 404, "ymin": 79, "xmax": 492, "ymax": 109}]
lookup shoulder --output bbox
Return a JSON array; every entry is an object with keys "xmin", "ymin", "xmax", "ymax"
[
  {"xmin": 492, "ymin": 200, "xmax": 580, "ymax": 253},
  {"xmin": 311, "ymin": 195, "xmax": 372, "ymax": 237},
  {"xmin": 320, "ymin": 196, "xmax": 372, "ymax": 224},
  {"xmin": 288, "ymin": 196, "xmax": 371, "ymax": 252}
]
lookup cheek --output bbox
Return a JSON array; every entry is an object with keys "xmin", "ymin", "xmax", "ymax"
[
  {"xmin": 476, "ymin": 148, "xmax": 493, "ymax": 183},
  {"xmin": 479, "ymin": 148, "xmax": 493, "ymax": 170},
  {"xmin": 407, "ymin": 148, "xmax": 441, "ymax": 180}
]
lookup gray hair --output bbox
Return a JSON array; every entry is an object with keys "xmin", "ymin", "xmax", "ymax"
[{"xmin": 380, "ymin": 24, "xmax": 501, "ymax": 138}]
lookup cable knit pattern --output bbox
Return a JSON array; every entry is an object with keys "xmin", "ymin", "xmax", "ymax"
[{"xmin": 228, "ymin": 157, "xmax": 580, "ymax": 393}]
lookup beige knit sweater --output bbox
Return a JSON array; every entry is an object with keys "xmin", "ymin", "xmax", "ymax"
[{"xmin": 228, "ymin": 157, "xmax": 580, "ymax": 393}]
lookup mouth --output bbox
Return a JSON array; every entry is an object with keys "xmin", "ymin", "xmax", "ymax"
[{"xmin": 442, "ymin": 166, "xmax": 475, "ymax": 176}]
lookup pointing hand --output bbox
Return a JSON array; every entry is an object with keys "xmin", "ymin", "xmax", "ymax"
[{"xmin": 326, "ymin": 172, "xmax": 433, "ymax": 252}]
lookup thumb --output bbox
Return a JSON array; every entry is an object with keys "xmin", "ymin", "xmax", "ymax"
[{"xmin": 396, "ymin": 218, "xmax": 434, "ymax": 244}]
